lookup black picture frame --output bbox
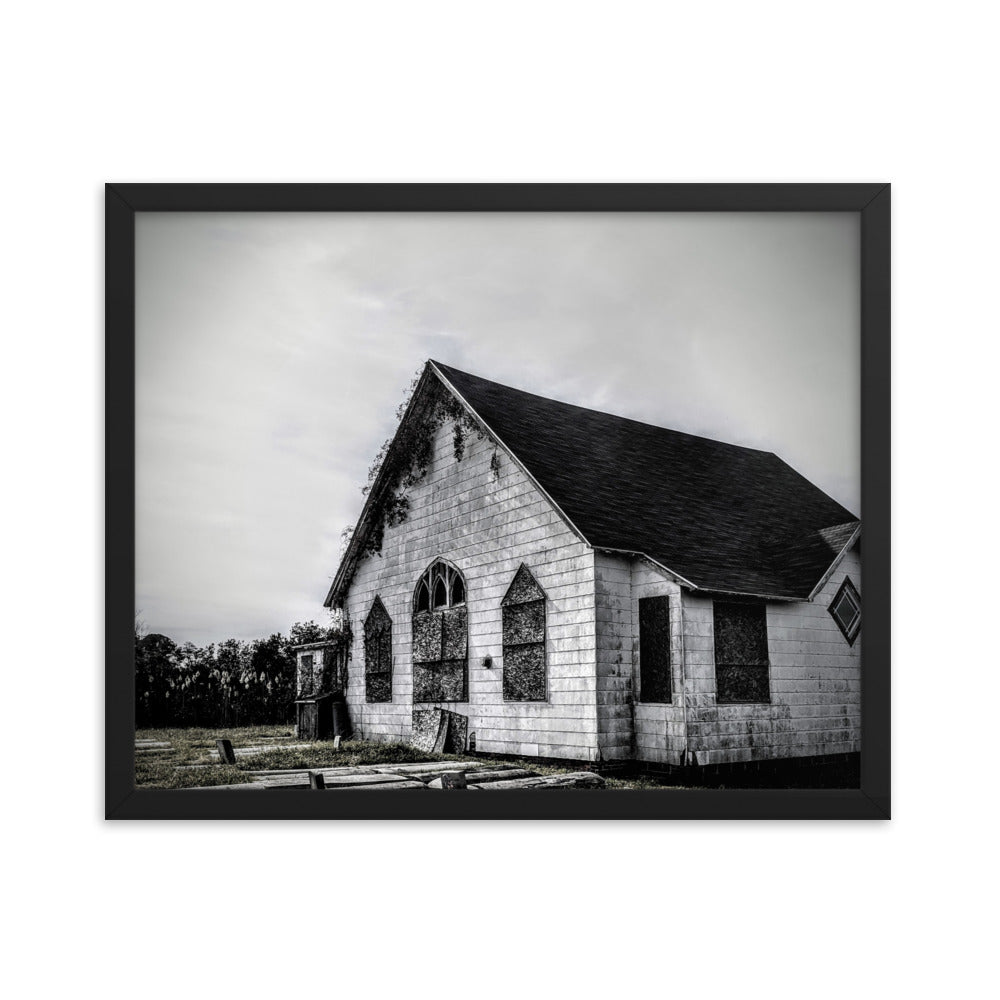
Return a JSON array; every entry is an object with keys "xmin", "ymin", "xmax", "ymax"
[{"xmin": 107, "ymin": 183, "xmax": 890, "ymax": 820}]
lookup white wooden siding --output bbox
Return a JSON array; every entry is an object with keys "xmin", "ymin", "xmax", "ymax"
[
  {"xmin": 595, "ymin": 546, "xmax": 862, "ymax": 766},
  {"xmin": 339, "ymin": 420, "xmax": 599, "ymax": 761},
  {"xmin": 681, "ymin": 545, "xmax": 862, "ymax": 765},
  {"xmin": 339, "ymin": 417, "xmax": 861, "ymax": 768},
  {"xmin": 594, "ymin": 554, "xmax": 686, "ymax": 764}
]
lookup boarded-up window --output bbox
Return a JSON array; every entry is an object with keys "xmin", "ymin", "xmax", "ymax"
[
  {"xmin": 413, "ymin": 607, "xmax": 468, "ymax": 702},
  {"xmin": 320, "ymin": 646, "xmax": 345, "ymax": 693},
  {"xmin": 412, "ymin": 560, "xmax": 468, "ymax": 703},
  {"xmin": 638, "ymin": 596, "xmax": 672, "ymax": 703},
  {"xmin": 713, "ymin": 600, "xmax": 770, "ymax": 704},
  {"xmin": 364, "ymin": 596, "xmax": 393, "ymax": 703},
  {"xmin": 502, "ymin": 564, "xmax": 546, "ymax": 701},
  {"xmin": 298, "ymin": 653, "xmax": 315, "ymax": 697}
]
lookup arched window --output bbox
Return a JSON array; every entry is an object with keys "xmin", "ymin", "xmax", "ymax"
[
  {"xmin": 364, "ymin": 596, "xmax": 393, "ymax": 703},
  {"xmin": 412, "ymin": 560, "xmax": 468, "ymax": 702},
  {"xmin": 415, "ymin": 579, "xmax": 430, "ymax": 613},
  {"xmin": 501, "ymin": 564, "xmax": 547, "ymax": 701},
  {"xmin": 413, "ymin": 560, "xmax": 466, "ymax": 613},
  {"xmin": 433, "ymin": 576, "xmax": 448, "ymax": 610}
]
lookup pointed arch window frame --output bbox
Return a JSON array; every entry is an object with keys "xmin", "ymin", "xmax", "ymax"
[
  {"xmin": 413, "ymin": 560, "xmax": 466, "ymax": 614},
  {"xmin": 412, "ymin": 559, "xmax": 469, "ymax": 703},
  {"xmin": 364, "ymin": 595, "xmax": 393, "ymax": 703},
  {"xmin": 501, "ymin": 563, "xmax": 548, "ymax": 702}
]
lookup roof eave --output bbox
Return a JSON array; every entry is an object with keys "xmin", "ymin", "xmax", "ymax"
[
  {"xmin": 691, "ymin": 585, "xmax": 804, "ymax": 603},
  {"xmin": 806, "ymin": 523, "xmax": 863, "ymax": 602},
  {"xmin": 591, "ymin": 547, "xmax": 698, "ymax": 590},
  {"xmin": 324, "ymin": 364, "xmax": 440, "ymax": 608},
  {"xmin": 593, "ymin": 548, "xmax": 814, "ymax": 602}
]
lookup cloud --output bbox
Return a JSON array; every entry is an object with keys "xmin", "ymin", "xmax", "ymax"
[{"xmin": 136, "ymin": 211, "xmax": 859, "ymax": 643}]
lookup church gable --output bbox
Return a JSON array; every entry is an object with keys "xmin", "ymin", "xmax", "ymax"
[
  {"xmin": 332, "ymin": 384, "xmax": 598, "ymax": 755},
  {"xmin": 327, "ymin": 365, "xmax": 518, "ymax": 608}
]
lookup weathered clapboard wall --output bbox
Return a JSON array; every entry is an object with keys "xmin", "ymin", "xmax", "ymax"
[
  {"xmin": 595, "ymin": 554, "xmax": 686, "ymax": 763},
  {"xmin": 594, "ymin": 545, "xmax": 862, "ymax": 766},
  {"xmin": 340, "ymin": 418, "xmax": 600, "ymax": 761},
  {"xmin": 680, "ymin": 544, "xmax": 862, "ymax": 766}
]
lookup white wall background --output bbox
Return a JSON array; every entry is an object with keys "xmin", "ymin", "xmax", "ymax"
[{"xmin": 3, "ymin": 2, "xmax": 996, "ymax": 999}]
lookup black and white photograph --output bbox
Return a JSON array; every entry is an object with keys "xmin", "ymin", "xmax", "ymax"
[
  {"xmin": 127, "ymin": 201, "xmax": 874, "ymax": 803},
  {"xmin": 22, "ymin": 1, "xmax": 1000, "ymax": 996}
]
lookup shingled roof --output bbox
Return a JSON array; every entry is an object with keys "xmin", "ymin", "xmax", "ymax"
[{"xmin": 432, "ymin": 361, "xmax": 859, "ymax": 600}]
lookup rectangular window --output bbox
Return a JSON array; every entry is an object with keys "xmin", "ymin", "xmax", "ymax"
[
  {"xmin": 322, "ymin": 647, "xmax": 345, "ymax": 693},
  {"xmin": 298, "ymin": 653, "xmax": 314, "ymax": 697},
  {"xmin": 638, "ymin": 596, "xmax": 672, "ymax": 703},
  {"xmin": 713, "ymin": 600, "xmax": 771, "ymax": 704},
  {"xmin": 502, "ymin": 644, "xmax": 545, "ymax": 700},
  {"xmin": 364, "ymin": 629, "xmax": 392, "ymax": 703}
]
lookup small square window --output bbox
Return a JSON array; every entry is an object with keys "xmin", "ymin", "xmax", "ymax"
[{"xmin": 829, "ymin": 577, "xmax": 861, "ymax": 645}]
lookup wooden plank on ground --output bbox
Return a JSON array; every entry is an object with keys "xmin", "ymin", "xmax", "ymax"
[
  {"xmin": 465, "ymin": 768, "xmax": 536, "ymax": 784},
  {"xmin": 187, "ymin": 783, "xmax": 266, "ymax": 790},
  {"xmin": 373, "ymin": 761, "xmax": 489, "ymax": 775},
  {"xmin": 341, "ymin": 780, "xmax": 428, "ymax": 790},
  {"xmin": 241, "ymin": 765, "xmax": 380, "ymax": 777},
  {"xmin": 395, "ymin": 764, "xmax": 517, "ymax": 783},
  {"xmin": 251, "ymin": 772, "xmax": 423, "ymax": 789},
  {"xmin": 472, "ymin": 772, "xmax": 605, "ymax": 790},
  {"xmin": 326, "ymin": 775, "xmax": 426, "ymax": 789}
]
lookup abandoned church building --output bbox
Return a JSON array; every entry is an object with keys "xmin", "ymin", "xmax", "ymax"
[{"xmin": 311, "ymin": 360, "xmax": 862, "ymax": 773}]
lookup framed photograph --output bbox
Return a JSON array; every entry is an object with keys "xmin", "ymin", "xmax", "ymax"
[{"xmin": 107, "ymin": 183, "xmax": 889, "ymax": 820}]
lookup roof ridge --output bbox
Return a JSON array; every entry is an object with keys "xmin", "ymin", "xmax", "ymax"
[
  {"xmin": 430, "ymin": 358, "xmax": 858, "ymax": 600},
  {"xmin": 430, "ymin": 359, "xmax": 777, "ymax": 458}
]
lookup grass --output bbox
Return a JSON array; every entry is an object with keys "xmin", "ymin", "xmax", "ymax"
[
  {"xmin": 135, "ymin": 724, "xmax": 297, "ymax": 788},
  {"xmin": 136, "ymin": 724, "xmax": 295, "ymax": 755},
  {"xmin": 237, "ymin": 741, "xmax": 448, "ymax": 772},
  {"xmin": 133, "ymin": 726, "xmax": 458, "ymax": 789},
  {"xmin": 135, "ymin": 759, "xmax": 251, "ymax": 788},
  {"xmin": 133, "ymin": 726, "xmax": 684, "ymax": 790}
]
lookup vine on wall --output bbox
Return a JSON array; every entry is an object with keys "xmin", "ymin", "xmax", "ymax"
[{"xmin": 358, "ymin": 375, "xmax": 490, "ymax": 558}]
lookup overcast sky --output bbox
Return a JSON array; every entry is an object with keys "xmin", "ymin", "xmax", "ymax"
[{"xmin": 136, "ymin": 211, "xmax": 859, "ymax": 645}]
